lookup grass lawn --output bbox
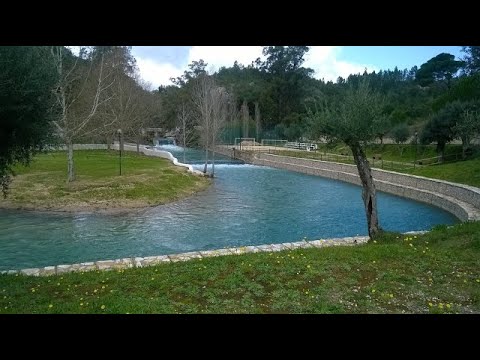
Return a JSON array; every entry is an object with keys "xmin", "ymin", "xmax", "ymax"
[
  {"xmin": 1, "ymin": 222, "xmax": 479, "ymax": 314},
  {"xmin": 403, "ymin": 157, "xmax": 480, "ymax": 188},
  {"xmin": 0, "ymin": 150, "xmax": 210, "ymax": 212},
  {"xmin": 266, "ymin": 148, "xmax": 480, "ymax": 188},
  {"xmin": 268, "ymin": 143, "xmax": 464, "ymax": 165}
]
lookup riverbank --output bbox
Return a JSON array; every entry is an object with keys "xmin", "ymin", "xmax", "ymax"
[
  {"xmin": 0, "ymin": 150, "xmax": 210, "ymax": 213},
  {"xmin": 1, "ymin": 221, "xmax": 479, "ymax": 314}
]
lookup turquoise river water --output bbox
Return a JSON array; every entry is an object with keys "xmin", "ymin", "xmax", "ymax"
[{"xmin": 0, "ymin": 145, "xmax": 457, "ymax": 270}]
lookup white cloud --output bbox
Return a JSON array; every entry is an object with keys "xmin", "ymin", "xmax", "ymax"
[
  {"xmin": 133, "ymin": 46, "xmax": 378, "ymax": 88},
  {"xmin": 187, "ymin": 46, "xmax": 264, "ymax": 72},
  {"xmin": 135, "ymin": 56, "xmax": 184, "ymax": 89},
  {"xmin": 305, "ymin": 46, "xmax": 377, "ymax": 82}
]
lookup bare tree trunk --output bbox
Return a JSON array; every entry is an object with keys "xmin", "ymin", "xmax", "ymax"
[
  {"xmin": 183, "ymin": 109, "xmax": 187, "ymax": 163},
  {"xmin": 203, "ymin": 147, "xmax": 208, "ymax": 173},
  {"xmin": 212, "ymin": 147, "xmax": 215, "ymax": 176},
  {"xmin": 67, "ymin": 139, "xmax": 75, "ymax": 183},
  {"xmin": 255, "ymin": 101, "xmax": 261, "ymax": 142},
  {"xmin": 136, "ymin": 136, "xmax": 140, "ymax": 153},
  {"xmin": 350, "ymin": 142, "xmax": 380, "ymax": 239},
  {"xmin": 437, "ymin": 142, "xmax": 445, "ymax": 163},
  {"xmin": 242, "ymin": 100, "xmax": 249, "ymax": 139},
  {"xmin": 462, "ymin": 135, "xmax": 470, "ymax": 159}
]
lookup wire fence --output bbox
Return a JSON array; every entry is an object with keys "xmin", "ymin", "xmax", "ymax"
[{"xmin": 241, "ymin": 146, "xmax": 469, "ymax": 172}]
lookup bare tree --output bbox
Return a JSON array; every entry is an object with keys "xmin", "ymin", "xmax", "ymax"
[
  {"xmin": 210, "ymin": 87, "xmax": 229, "ymax": 176},
  {"xmin": 255, "ymin": 101, "xmax": 261, "ymax": 142},
  {"xmin": 50, "ymin": 46, "xmax": 114, "ymax": 182},
  {"xmin": 192, "ymin": 74, "xmax": 214, "ymax": 174},
  {"xmin": 241, "ymin": 100, "xmax": 249, "ymax": 139},
  {"xmin": 176, "ymin": 102, "xmax": 196, "ymax": 163}
]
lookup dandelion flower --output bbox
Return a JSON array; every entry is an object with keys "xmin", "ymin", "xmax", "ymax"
[
  {"xmin": 446, "ymin": 304, "xmax": 451, "ymax": 309},
  {"xmin": 371, "ymin": 289, "xmax": 376, "ymax": 293},
  {"xmin": 48, "ymin": 304, "xmax": 53, "ymax": 308},
  {"xmin": 307, "ymin": 265, "xmax": 311, "ymax": 268},
  {"xmin": 80, "ymin": 303, "xmax": 84, "ymax": 306},
  {"xmin": 428, "ymin": 302, "xmax": 433, "ymax": 307},
  {"xmin": 101, "ymin": 305, "xmax": 106, "ymax": 310}
]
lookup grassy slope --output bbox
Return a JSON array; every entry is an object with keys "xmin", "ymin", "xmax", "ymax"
[
  {"xmin": 0, "ymin": 150, "xmax": 210, "ymax": 211},
  {"xmin": 404, "ymin": 157, "xmax": 480, "ymax": 188},
  {"xmin": 1, "ymin": 222, "xmax": 479, "ymax": 314},
  {"xmin": 269, "ymin": 147, "xmax": 480, "ymax": 188}
]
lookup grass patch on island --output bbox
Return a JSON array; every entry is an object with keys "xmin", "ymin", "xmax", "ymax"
[{"xmin": 0, "ymin": 150, "xmax": 210, "ymax": 211}]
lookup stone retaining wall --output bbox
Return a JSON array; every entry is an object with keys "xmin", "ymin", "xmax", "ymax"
[
  {"xmin": 2, "ymin": 236, "xmax": 370, "ymax": 276},
  {"xmin": 253, "ymin": 153, "xmax": 480, "ymax": 221}
]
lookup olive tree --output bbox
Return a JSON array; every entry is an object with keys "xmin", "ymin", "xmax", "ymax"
[{"xmin": 308, "ymin": 79, "xmax": 384, "ymax": 239}]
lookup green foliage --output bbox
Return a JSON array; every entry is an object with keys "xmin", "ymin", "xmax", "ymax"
[
  {"xmin": 462, "ymin": 46, "xmax": 480, "ymax": 75},
  {"xmin": 309, "ymin": 79, "xmax": 384, "ymax": 145},
  {"xmin": 0, "ymin": 46, "xmax": 58, "ymax": 197},
  {"xmin": 420, "ymin": 101, "xmax": 466, "ymax": 160},
  {"xmin": 390, "ymin": 123, "xmax": 410, "ymax": 144},
  {"xmin": 416, "ymin": 53, "xmax": 464, "ymax": 89}
]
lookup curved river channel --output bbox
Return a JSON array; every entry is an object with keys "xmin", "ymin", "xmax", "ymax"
[{"xmin": 0, "ymin": 145, "xmax": 458, "ymax": 270}]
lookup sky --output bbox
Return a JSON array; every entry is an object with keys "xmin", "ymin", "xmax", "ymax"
[{"xmin": 130, "ymin": 46, "xmax": 464, "ymax": 89}]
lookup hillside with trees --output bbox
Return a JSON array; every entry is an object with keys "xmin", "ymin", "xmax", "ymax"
[{"xmin": 2, "ymin": 46, "xmax": 479, "ymax": 193}]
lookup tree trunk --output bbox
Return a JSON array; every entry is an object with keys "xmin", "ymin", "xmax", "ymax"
[
  {"xmin": 350, "ymin": 142, "xmax": 380, "ymax": 239},
  {"xmin": 136, "ymin": 135, "xmax": 140, "ymax": 153},
  {"xmin": 437, "ymin": 142, "xmax": 445, "ymax": 163},
  {"xmin": 212, "ymin": 147, "xmax": 215, "ymax": 177},
  {"xmin": 203, "ymin": 148, "xmax": 208, "ymax": 174},
  {"xmin": 66, "ymin": 139, "xmax": 75, "ymax": 183},
  {"xmin": 462, "ymin": 135, "xmax": 470, "ymax": 160},
  {"xmin": 183, "ymin": 124, "xmax": 186, "ymax": 164}
]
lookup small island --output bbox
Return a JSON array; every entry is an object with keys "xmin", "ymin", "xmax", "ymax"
[{"xmin": 0, "ymin": 150, "xmax": 210, "ymax": 213}]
